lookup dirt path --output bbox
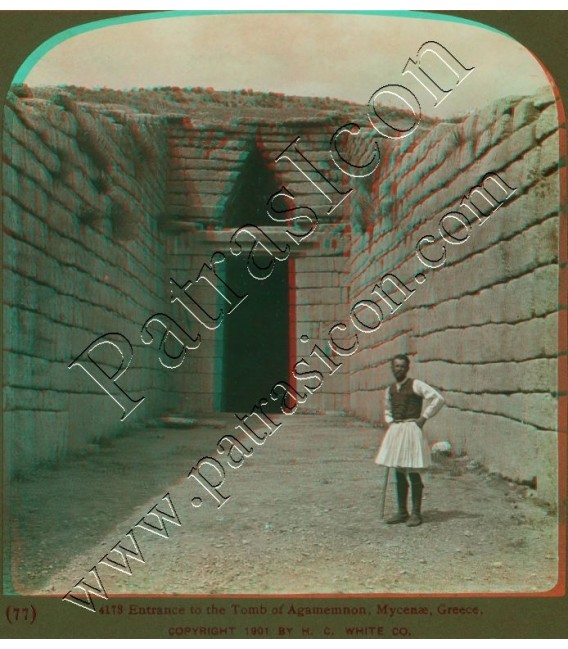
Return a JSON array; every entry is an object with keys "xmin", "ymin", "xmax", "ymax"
[{"xmin": 5, "ymin": 414, "xmax": 558, "ymax": 597}]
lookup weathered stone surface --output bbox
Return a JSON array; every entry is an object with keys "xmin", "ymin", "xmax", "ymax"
[{"xmin": 3, "ymin": 87, "xmax": 561, "ymax": 505}]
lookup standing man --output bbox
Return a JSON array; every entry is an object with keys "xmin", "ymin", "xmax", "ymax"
[{"xmin": 375, "ymin": 354, "xmax": 445, "ymax": 527}]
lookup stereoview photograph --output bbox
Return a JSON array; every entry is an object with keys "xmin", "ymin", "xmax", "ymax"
[{"xmin": 2, "ymin": 12, "xmax": 564, "ymax": 617}]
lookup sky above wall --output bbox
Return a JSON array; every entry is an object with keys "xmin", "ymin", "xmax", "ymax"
[{"xmin": 23, "ymin": 12, "xmax": 551, "ymax": 118}]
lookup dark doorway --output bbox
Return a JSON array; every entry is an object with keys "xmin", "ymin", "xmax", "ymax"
[
  {"xmin": 222, "ymin": 255, "xmax": 289, "ymax": 413},
  {"xmin": 221, "ymin": 142, "xmax": 289, "ymax": 413}
]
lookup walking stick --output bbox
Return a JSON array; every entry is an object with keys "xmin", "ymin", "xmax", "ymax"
[{"xmin": 380, "ymin": 466, "xmax": 390, "ymax": 520}]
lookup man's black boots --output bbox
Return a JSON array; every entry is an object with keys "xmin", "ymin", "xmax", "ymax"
[
  {"xmin": 407, "ymin": 473, "xmax": 423, "ymax": 527},
  {"xmin": 386, "ymin": 470, "xmax": 409, "ymax": 524}
]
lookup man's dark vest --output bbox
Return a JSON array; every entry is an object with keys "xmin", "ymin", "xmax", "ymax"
[{"xmin": 390, "ymin": 378, "xmax": 423, "ymax": 421}]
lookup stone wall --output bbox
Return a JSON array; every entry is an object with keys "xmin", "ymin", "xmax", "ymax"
[
  {"xmin": 3, "ymin": 92, "xmax": 173, "ymax": 478},
  {"xmin": 163, "ymin": 115, "xmax": 353, "ymax": 413},
  {"xmin": 342, "ymin": 90, "xmax": 562, "ymax": 502},
  {"xmin": 2, "ymin": 86, "xmax": 563, "ymax": 504}
]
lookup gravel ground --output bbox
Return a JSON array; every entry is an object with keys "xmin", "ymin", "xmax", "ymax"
[{"xmin": 5, "ymin": 414, "xmax": 558, "ymax": 597}]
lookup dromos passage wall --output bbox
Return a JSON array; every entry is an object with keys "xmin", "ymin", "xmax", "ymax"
[{"xmin": 2, "ymin": 85, "xmax": 562, "ymax": 505}]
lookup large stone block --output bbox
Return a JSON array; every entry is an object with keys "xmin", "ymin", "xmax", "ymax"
[
  {"xmin": 513, "ymin": 97, "xmax": 539, "ymax": 131},
  {"xmin": 536, "ymin": 102, "xmax": 560, "ymax": 142},
  {"xmin": 3, "ymin": 196, "xmax": 24, "ymax": 238},
  {"xmin": 539, "ymin": 131, "xmax": 561, "ymax": 176},
  {"xmin": 534, "ymin": 429, "xmax": 559, "ymax": 504},
  {"xmin": 447, "ymin": 390, "xmax": 558, "ymax": 432}
]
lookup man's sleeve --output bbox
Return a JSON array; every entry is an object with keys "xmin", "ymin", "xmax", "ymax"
[
  {"xmin": 413, "ymin": 379, "xmax": 445, "ymax": 420},
  {"xmin": 384, "ymin": 387, "xmax": 393, "ymax": 424}
]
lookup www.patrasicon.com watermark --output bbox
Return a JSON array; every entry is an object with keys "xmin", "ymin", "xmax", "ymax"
[{"xmin": 63, "ymin": 40, "xmax": 515, "ymax": 611}]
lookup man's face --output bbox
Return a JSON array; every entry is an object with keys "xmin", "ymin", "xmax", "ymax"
[{"xmin": 391, "ymin": 359, "xmax": 409, "ymax": 382}]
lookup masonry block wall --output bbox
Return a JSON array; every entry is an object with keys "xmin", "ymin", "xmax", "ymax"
[
  {"xmin": 163, "ymin": 112, "xmax": 354, "ymax": 414},
  {"xmin": 165, "ymin": 233, "xmax": 222, "ymax": 413},
  {"xmin": 343, "ymin": 90, "xmax": 562, "ymax": 503},
  {"xmin": 3, "ymin": 91, "xmax": 173, "ymax": 479},
  {"xmin": 294, "ymin": 252, "xmax": 349, "ymax": 414},
  {"xmin": 3, "ymin": 86, "xmax": 563, "ymax": 504}
]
